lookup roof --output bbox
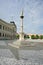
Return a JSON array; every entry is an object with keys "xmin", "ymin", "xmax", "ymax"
[{"xmin": 0, "ymin": 19, "xmax": 16, "ymax": 27}]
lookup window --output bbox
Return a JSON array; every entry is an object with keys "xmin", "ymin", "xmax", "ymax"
[
  {"xmin": 5, "ymin": 34, "xmax": 6, "ymax": 37},
  {"xmin": 0, "ymin": 25, "xmax": 2, "ymax": 29},
  {"xmin": 0, "ymin": 33, "xmax": 1, "ymax": 37},
  {"xmin": 3, "ymin": 26, "xmax": 4, "ymax": 30},
  {"xmin": 3, "ymin": 33, "xmax": 4, "ymax": 37}
]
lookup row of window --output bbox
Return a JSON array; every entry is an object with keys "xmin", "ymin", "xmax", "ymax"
[
  {"xmin": 0, "ymin": 25, "xmax": 2, "ymax": 29},
  {"xmin": 0, "ymin": 33, "xmax": 12, "ymax": 37},
  {"xmin": 0, "ymin": 25, "xmax": 15, "ymax": 32},
  {"xmin": 0, "ymin": 25, "xmax": 5, "ymax": 30}
]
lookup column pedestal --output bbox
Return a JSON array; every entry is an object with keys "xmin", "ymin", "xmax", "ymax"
[{"xmin": 19, "ymin": 32, "xmax": 24, "ymax": 40}]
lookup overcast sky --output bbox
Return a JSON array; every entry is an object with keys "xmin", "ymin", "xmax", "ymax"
[{"xmin": 0, "ymin": 0, "xmax": 43, "ymax": 34}]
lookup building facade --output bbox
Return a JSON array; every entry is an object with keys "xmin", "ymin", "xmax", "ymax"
[{"xmin": 0, "ymin": 19, "xmax": 17, "ymax": 39}]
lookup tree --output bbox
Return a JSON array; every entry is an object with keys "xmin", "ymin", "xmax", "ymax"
[
  {"xmin": 39, "ymin": 35, "xmax": 43, "ymax": 39},
  {"xmin": 27, "ymin": 35, "xmax": 30, "ymax": 38},
  {"xmin": 16, "ymin": 34, "xmax": 19, "ymax": 39},
  {"xmin": 35, "ymin": 35, "xmax": 39, "ymax": 39},
  {"xmin": 24, "ymin": 34, "xmax": 26, "ymax": 39},
  {"xmin": 24, "ymin": 34, "xmax": 30, "ymax": 39},
  {"xmin": 31, "ymin": 35, "xmax": 35, "ymax": 39}
]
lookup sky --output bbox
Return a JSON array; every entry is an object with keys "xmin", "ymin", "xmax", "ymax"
[{"xmin": 0, "ymin": 0, "xmax": 43, "ymax": 34}]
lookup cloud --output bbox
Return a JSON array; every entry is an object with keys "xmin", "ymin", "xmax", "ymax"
[
  {"xmin": 23, "ymin": 0, "xmax": 43, "ymax": 33},
  {"xmin": 0, "ymin": 0, "xmax": 43, "ymax": 34}
]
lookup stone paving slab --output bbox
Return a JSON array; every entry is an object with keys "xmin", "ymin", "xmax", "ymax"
[
  {"xmin": 19, "ymin": 50, "xmax": 43, "ymax": 60},
  {"xmin": 0, "ymin": 57, "xmax": 43, "ymax": 65},
  {"xmin": 0, "ymin": 49, "xmax": 14, "ymax": 58},
  {"xmin": 0, "ymin": 40, "xmax": 43, "ymax": 65},
  {"xmin": 0, "ymin": 41, "xmax": 6, "ymax": 46},
  {"xmin": 0, "ymin": 49, "xmax": 43, "ymax": 65}
]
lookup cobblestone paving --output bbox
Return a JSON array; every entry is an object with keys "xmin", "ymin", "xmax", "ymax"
[
  {"xmin": 0, "ymin": 49, "xmax": 14, "ymax": 58},
  {"xmin": 0, "ymin": 40, "xmax": 43, "ymax": 65},
  {"xmin": 0, "ymin": 49, "xmax": 43, "ymax": 65},
  {"xmin": 0, "ymin": 41, "xmax": 6, "ymax": 46},
  {"xmin": 0, "ymin": 57, "xmax": 43, "ymax": 65}
]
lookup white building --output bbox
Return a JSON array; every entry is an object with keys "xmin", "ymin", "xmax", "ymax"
[{"xmin": 0, "ymin": 19, "xmax": 17, "ymax": 39}]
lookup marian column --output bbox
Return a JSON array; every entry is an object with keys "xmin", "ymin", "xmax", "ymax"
[{"xmin": 19, "ymin": 11, "xmax": 24, "ymax": 40}]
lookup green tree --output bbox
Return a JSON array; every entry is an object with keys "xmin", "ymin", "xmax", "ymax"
[
  {"xmin": 31, "ymin": 35, "xmax": 35, "ymax": 39},
  {"xmin": 35, "ymin": 35, "xmax": 39, "ymax": 39},
  {"xmin": 39, "ymin": 35, "xmax": 43, "ymax": 39},
  {"xmin": 24, "ymin": 34, "xmax": 26, "ymax": 39},
  {"xmin": 16, "ymin": 34, "xmax": 19, "ymax": 39},
  {"xmin": 27, "ymin": 35, "xmax": 30, "ymax": 38},
  {"xmin": 24, "ymin": 34, "xmax": 30, "ymax": 39}
]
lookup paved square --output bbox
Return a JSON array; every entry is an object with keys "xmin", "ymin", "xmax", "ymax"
[{"xmin": 0, "ymin": 40, "xmax": 43, "ymax": 65}]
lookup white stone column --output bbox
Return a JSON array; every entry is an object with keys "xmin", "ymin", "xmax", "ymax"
[
  {"xmin": 21, "ymin": 18, "xmax": 23, "ymax": 33},
  {"xmin": 19, "ymin": 11, "xmax": 24, "ymax": 40}
]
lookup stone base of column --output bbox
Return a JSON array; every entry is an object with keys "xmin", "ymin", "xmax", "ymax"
[{"xmin": 19, "ymin": 32, "xmax": 24, "ymax": 40}]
